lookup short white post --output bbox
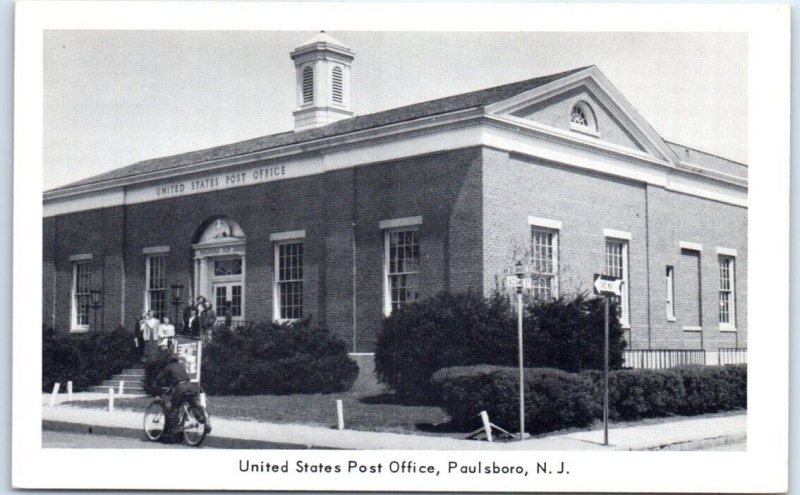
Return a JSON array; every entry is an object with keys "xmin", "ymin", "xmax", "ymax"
[
  {"xmin": 199, "ymin": 392, "xmax": 207, "ymax": 409},
  {"xmin": 480, "ymin": 410, "xmax": 493, "ymax": 443},
  {"xmin": 66, "ymin": 381, "xmax": 73, "ymax": 402},
  {"xmin": 49, "ymin": 382, "xmax": 60, "ymax": 407},
  {"xmin": 107, "ymin": 387, "xmax": 114, "ymax": 412},
  {"xmin": 336, "ymin": 399, "xmax": 344, "ymax": 430},
  {"xmin": 118, "ymin": 381, "xmax": 125, "ymax": 395}
]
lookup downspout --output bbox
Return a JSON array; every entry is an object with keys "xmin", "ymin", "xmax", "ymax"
[
  {"xmin": 644, "ymin": 186, "xmax": 652, "ymax": 350},
  {"xmin": 351, "ymin": 169, "xmax": 357, "ymax": 353}
]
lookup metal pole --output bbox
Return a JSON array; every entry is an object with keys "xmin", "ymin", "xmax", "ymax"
[
  {"xmin": 518, "ymin": 289, "xmax": 525, "ymax": 440},
  {"xmin": 603, "ymin": 296, "xmax": 609, "ymax": 446}
]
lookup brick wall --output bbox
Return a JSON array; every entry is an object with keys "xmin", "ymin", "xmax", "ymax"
[
  {"xmin": 44, "ymin": 147, "xmax": 485, "ymax": 353},
  {"xmin": 645, "ymin": 184, "xmax": 747, "ymax": 351},
  {"xmin": 481, "ymin": 149, "xmax": 747, "ymax": 352}
]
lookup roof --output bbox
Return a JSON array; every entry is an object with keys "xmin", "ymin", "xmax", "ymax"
[{"xmin": 48, "ymin": 66, "xmax": 590, "ymax": 192}]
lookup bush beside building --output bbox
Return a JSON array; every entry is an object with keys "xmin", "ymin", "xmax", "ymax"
[
  {"xmin": 432, "ymin": 364, "xmax": 747, "ymax": 434},
  {"xmin": 374, "ymin": 291, "xmax": 625, "ymax": 403}
]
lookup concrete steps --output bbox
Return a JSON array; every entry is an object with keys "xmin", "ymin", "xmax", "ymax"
[{"xmin": 87, "ymin": 366, "xmax": 147, "ymax": 395}]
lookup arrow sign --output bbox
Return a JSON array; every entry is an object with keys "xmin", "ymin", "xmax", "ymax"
[{"xmin": 593, "ymin": 274, "xmax": 623, "ymax": 297}]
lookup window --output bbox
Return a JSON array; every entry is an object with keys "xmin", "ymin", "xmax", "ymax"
[
  {"xmin": 570, "ymin": 105, "xmax": 588, "ymax": 126},
  {"xmin": 214, "ymin": 258, "xmax": 242, "ymax": 276},
  {"xmin": 718, "ymin": 256, "xmax": 736, "ymax": 329},
  {"xmin": 302, "ymin": 66, "xmax": 314, "ymax": 104},
  {"xmin": 530, "ymin": 228, "xmax": 558, "ymax": 300},
  {"xmin": 275, "ymin": 242, "xmax": 303, "ymax": 320},
  {"xmin": 570, "ymin": 101, "xmax": 597, "ymax": 134},
  {"xmin": 71, "ymin": 261, "xmax": 91, "ymax": 330},
  {"xmin": 605, "ymin": 238, "xmax": 629, "ymax": 326},
  {"xmin": 332, "ymin": 66, "xmax": 343, "ymax": 104},
  {"xmin": 385, "ymin": 229, "xmax": 420, "ymax": 314},
  {"xmin": 665, "ymin": 265, "xmax": 675, "ymax": 321},
  {"xmin": 146, "ymin": 255, "xmax": 167, "ymax": 320}
]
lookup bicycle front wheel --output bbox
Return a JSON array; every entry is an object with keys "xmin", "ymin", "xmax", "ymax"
[
  {"xmin": 143, "ymin": 401, "xmax": 167, "ymax": 441},
  {"xmin": 181, "ymin": 406, "xmax": 207, "ymax": 447}
]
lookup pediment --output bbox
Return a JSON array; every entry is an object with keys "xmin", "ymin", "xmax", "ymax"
[{"xmin": 485, "ymin": 67, "xmax": 680, "ymax": 165}]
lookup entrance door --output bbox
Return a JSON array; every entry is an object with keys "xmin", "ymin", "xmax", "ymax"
[{"xmin": 213, "ymin": 282, "xmax": 243, "ymax": 320}]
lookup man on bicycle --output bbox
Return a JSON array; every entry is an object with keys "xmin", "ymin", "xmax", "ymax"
[{"xmin": 156, "ymin": 355, "xmax": 211, "ymax": 434}]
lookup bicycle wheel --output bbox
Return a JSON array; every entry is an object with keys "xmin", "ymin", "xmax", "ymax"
[
  {"xmin": 143, "ymin": 401, "xmax": 167, "ymax": 441},
  {"xmin": 181, "ymin": 405, "xmax": 207, "ymax": 447}
]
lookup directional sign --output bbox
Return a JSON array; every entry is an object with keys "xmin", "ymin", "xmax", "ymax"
[{"xmin": 593, "ymin": 274, "xmax": 623, "ymax": 297}]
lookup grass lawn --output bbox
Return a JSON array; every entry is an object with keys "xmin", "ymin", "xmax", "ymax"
[{"xmin": 66, "ymin": 392, "xmax": 456, "ymax": 436}]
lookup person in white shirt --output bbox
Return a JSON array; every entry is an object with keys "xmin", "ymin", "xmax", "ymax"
[{"xmin": 158, "ymin": 316, "xmax": 176, "ymax": 351}]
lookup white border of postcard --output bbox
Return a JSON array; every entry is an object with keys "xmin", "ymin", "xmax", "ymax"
[{"xmin": 14, "ymin": 2, "xmax": 789, "ymax": 492}]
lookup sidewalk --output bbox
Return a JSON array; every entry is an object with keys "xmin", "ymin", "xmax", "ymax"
[{"xmin": 41, "ymin": 393, "xmax": 745, "ymax": 450}]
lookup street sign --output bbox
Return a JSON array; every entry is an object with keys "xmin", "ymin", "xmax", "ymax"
[
  {"xmin": 504, "ymin": 264, "xmax": 536, "ymax": 275},
  {"xmin": 593, "ymin": 274, "xmax": 623, "ymax": 297},
  {"xmin": 505, "ymin": 275, "xmax": 532, "ymax": 289}
]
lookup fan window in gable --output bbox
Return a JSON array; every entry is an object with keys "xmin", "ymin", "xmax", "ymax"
[
  {"xmin": 571, "ymin": 105, "xmax": 588, "ymax": 126},
  {"xmin": 332, "ymin": 67, "xmax": 343, "ymax": 104},
  {"xmin": 302, "ymin": 66, "xmax": 314, "ymax": 103}
]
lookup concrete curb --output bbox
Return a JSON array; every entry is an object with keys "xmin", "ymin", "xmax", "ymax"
[
  {"xmin": 43, "ymin": 419, "xmax": 331, "ymax": 450},
  {"xmin": 632, "ymin": 432, "xmax": 747, "ymax": 451}
]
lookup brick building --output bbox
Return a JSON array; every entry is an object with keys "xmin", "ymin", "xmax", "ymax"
[{"xmin": 42, "ymin": 32, "xmax": 747, "ymax": 372}]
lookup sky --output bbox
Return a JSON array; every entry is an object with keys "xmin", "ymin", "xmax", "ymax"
[{"xmin": 43, "ymin": 30, "xmax": 747, "ymax": 190}]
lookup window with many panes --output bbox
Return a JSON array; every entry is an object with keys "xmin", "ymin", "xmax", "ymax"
[
  {"xmin": 72, "ymin": 261, "xmax": 91, "ymax": 330},
  {"xmin": 276, "ymin": 242, "xmax": 303, "ymax": 320},
  {"xmin": 146, "ymin": 255, "xmax": 167, "ymax": 320},
  {"xmin": 718, "ymin": 256, "xmax": 736, "ymax": 329},
  {"xmin": 530, "ymin": 228, "xmax": 558, "ymax": 300},
  {"xmin": 385, "ymin": 229, "xmax": 420, "ymax": 315},
  {"xmin": 605, "ymin": 239, "xmax": 629, "ymax": 326}
]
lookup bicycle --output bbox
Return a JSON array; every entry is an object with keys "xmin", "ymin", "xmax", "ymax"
[{"xmin": 143, "ymin": 385, "xmax": 210, "ymax": 447}]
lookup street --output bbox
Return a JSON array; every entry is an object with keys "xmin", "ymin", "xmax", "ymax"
[{"xmin": 42, "ymin": 430, "xmax": 213, "ymax": 449}]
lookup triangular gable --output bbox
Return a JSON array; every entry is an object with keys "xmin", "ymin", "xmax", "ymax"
[{"xmin": 484, "ymin": 66, "xmax": 680, "ymax": 165}]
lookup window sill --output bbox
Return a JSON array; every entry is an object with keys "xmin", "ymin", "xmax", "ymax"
[
  {"xmin": 569, "ymin": 122, "xmax": 600, "ymax": 137},
  {"xmin": 667, "ymin": 316, "xmax": 676, "ymax": 322},
  {"xmin": 719, "ymin": 326, "xmax": 737, "ymax": 333},
  {"xmin": 70, "ymin": 326, "xmax": 90, "ymax": 334},
  {"xmin": 682, "ymin": 326, "xmax": 702, "ymax": 332}
]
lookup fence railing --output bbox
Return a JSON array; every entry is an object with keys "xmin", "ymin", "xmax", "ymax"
[
  {"xmin": 623, "ymin": 349, "xmax": 706, "ymax": 369},
  {"xmin": 718, "ymin": 347, "xmax": 747, "ymax": 365}
]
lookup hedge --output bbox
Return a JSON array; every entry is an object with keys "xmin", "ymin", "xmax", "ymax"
[
  {"xmin": 42, "ymin": 326, "xmax": 139, "ymax": 392},
  {"xmin": 374, "ymin": 291, "xmax": 625, "ymax": 403},
  {"xmin": 146, "ymin": 320, "xmax": 360, "ymax": 396},
  {"xmin": 431, "ymin": 364, "xmax": 746, "ymax": 434}
]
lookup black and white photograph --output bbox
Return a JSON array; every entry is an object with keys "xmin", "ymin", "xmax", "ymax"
[{"xmin": 13, "ymin": 2, "xmax": 789, "ymax": 492}]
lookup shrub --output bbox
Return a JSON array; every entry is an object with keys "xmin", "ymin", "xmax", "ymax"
[
  {"xmin": 42, "ymin": 326, "xmax": 139, "ymax": 392},
  {"xmin": 374, "ymin": 291, "xmax": 625, "ymax": 402},
  {"xmin": 431, "ymin": 366, "xmax": 596, "ymax": 433},
  {"xmin": 374, "ymin": 292, "xmax": 515, "ymax": 403},
  {"xmin": 432, "ymin": 364, "xmax": 746, "ymax": 434},
  {"xmin": 199, "ymin": 320, "xmax": 359, "ymax": 395}
]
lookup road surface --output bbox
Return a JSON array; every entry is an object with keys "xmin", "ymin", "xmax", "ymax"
[{"xmin": 42, "ymin": 430, "xmax": 211, "ymax": 449}]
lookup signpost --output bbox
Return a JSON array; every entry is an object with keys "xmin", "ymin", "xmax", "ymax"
[
  {"xmin": 593, "ymin": 274, "xmax": 623, "ymax": 446},
  {"xmin": 504, "ymin": 261, "xmax": 535, "ymax": 441}
]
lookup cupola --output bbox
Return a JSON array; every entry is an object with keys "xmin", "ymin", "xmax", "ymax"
[{"xmin": 290, "ymin": 31, "xmax": 355, "ymax": 131}]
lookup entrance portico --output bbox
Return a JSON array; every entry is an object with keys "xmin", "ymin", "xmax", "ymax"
[{"xmin": 192, "ymin": 217, "xmax": 246, "ymax": 322}]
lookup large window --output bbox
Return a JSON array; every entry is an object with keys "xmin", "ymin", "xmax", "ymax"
[
  {"xmin": 71, "ymin": 261, "xmax": 91, "ymax": 330},
  {"xmin": 718, "ymin": 256, "xmax": 736, "ymax": 329},
  {"xmin": 605, "ymin": 238, "xmax": 629, "ymax": 326},
  {"xmin": 530, "ymin": 228, "xmax": 558, "ymax": 300},
  {"xmin": 146, "ymin": 255, "xmax": 167, "ymax": 320},
  {"xmin": 276, "ymin": 242, "xmax": 303, "ymax": 320},
  {"xmin": 385, "ymin": 229, "xmax": 420, "ymax": 315}
]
